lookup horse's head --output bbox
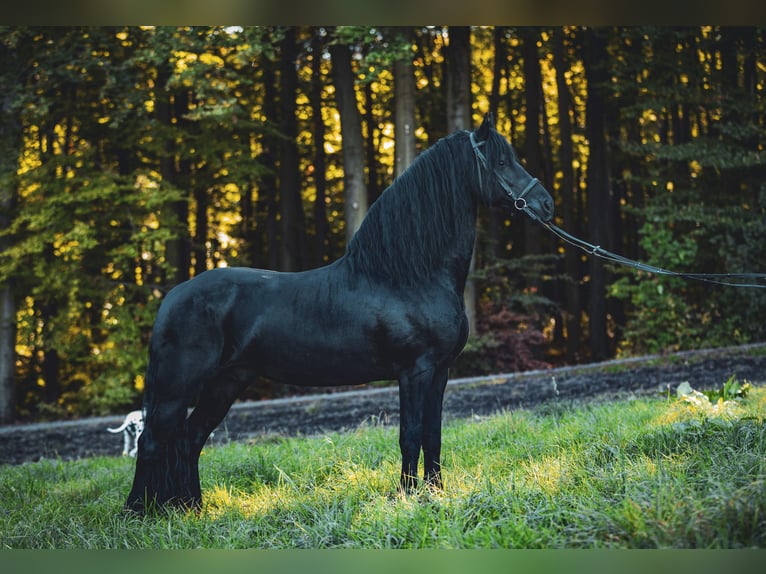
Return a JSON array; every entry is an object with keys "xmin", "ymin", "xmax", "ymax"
[{"xmin": 470, "ymin": 113, "xmax": 554, "ymax": 223}]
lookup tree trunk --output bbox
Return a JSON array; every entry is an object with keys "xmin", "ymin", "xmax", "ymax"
[
  {"xmin": 0, "ymin": 169, "xmax": 15, "ymax": 424},
  {"xmin": 521, "ymin": 28, "xmax": 544, "ymax": 258},
  {"xmin": 584, "ymin": 28, "xmax": 613, "ymax": 361},
  {"xmin": 239, "ymin": 139, "xmax": 256, "ymax": 267},
  {"xmin": 310, "ymin": 29, "xmax": 329, "ymax": 266},
  {"xmin": 278, "ymin": 28, "xmax": 308, "ymax": 271},
  {"xmin": 257, "ymin": 57, "xmax": 280, "ymax": 270},
  {"xmin": 394, "ymin": 34, "xmax": 417, "ymax": 179},
  {"xmin": 445, "ymin": 26, "xmax": 477, "ymax": 338},
  {"xmin": 193, "ymin": 178, "xmax": 208, "ymax": 275},
  {"xmin": 486, "ymin": 26, "xmax": 508, "ymax": 259},
  {"xmin": 363, "ymin": 81, "xmax": 381, "ymax": 205},
  {"xmin": 415, "ymin": 28, "xmax": 447, "ymax": 145},
  {"xmin": 330, "ymin": 42, "xmax": 369, "ymax": 243},
  {"xmin": 489, "ymin": 27, "xmax": 507, "ymax": 121},
  {"xmin": 0, "ymin": 50, "xmax": 21, "ymax": 424},
  {"xmin": 157, "ymin": 63, "xmax": 191, "ymax": 286},
  {"xmin": 553, "ymin": 28, "xmax": 583, "ymax": 362},
  {"xmin": 445, "ymin": 27, "xmax": 473, "ymax": 133},
  {"xmin": 0, "ymin": 281, "xmax": 14, "ymax": 424}
]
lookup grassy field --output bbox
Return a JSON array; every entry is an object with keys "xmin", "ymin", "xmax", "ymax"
[{"xmin": 2, "ymin": 381, "xmax": 765, "ymax": 549}]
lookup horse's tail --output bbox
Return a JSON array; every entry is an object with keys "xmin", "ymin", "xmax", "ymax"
[
  {"xmin": 127, "ymin": 284, "xmax": 219, "ymax": 512},
  {"xmin": 139, "ymin": 322, "xmax": 203, "ymax": 439},
  {"xmin": 141, "ymin": 344, "xmax": 160, "ymax": 412}
]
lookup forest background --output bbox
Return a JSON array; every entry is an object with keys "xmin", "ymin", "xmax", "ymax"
[{"xmin": 0, "ymin": 25, "xmax": 764, "ymax": 424}]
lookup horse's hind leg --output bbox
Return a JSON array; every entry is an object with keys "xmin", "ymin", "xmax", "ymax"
[
  {"xmin": 187, "ymin": 369, "xmax": 249, "ymax": 456},
  {"xmin": 125, "ymin": 395, "xmax": 195, "ymax": 512},
  {"xmin": 125, "ymin": 354, "xmax": 210, "ymax": 513}
]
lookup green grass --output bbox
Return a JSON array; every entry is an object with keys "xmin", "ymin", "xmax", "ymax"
[{"xmin": 2, "ymin": 386, "xmax": 766, "ymax": 549}]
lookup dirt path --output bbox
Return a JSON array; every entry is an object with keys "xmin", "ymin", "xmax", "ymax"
[{"xmin": 1, "ymin": 343, "xmax": 765, "ymax": 466}]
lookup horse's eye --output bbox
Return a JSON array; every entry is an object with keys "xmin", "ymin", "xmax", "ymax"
[{"xmin": 499, "ymin": 159, "xmax": 505, "ymax": 166}]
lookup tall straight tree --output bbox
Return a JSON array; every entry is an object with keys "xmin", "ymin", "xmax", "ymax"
[
  {"xmin": 309, "ymin": 28, "xmax": 330, "ymax": 266},
  {"xmin": 553, "ymin": 27, "xmax": 583, "ymax": 361},
  {"xmin": 0, "ymin": 30, "xmax": 26, "ymax": 423},
  {"xmin": 444, "ymin": 26, "xmax": 476, "ymax": 337},
  {"xmin": 445, "ymin": 27, "xmax": 472, "ymax": 133},
  {"xmin": 258, "ymin": 52, "xmax": 281, "ymax": 271},
  {"xmin": 155, "ymin": 55, "xmax": 191, "ymax": 286},
  {"xmin": 278, "ymin": 28, "xmax": 308, "ymax": 271},
  {"xmin": 394, "ymin": 29, "xmax": 417, "ymax": 178},
  {"xmin": 485, "ymin": 26, "xmax": 510, "ymax": 259},
  {"xmin": 520, "ymin": 27, "xmax": 544, "ymax": 258},
  {"xmin": 363, "ymin": 81, "xmax": 381, "ymax": 204},
  {"xmin": 583, "ymin": 28, "xmax": 613, "ymax": 361},
  {"xmin": 330, "ymin": 40, "xmax": 368, "ymax": 243}
]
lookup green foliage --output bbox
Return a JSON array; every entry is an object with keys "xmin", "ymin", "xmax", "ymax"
[
  {"xmin": 330, "ymin": 27, "xmax": 413, "ymax": 83},
  {"xmin": 701, "ymin": 375, "xmax": 752, "ymax": 404},
  {"xmin": 609, "ymin": 215, "xmax": 704, "ymax": 354},
  {"xmin": 605, "ymin": 26, "xmax": 766, "ymax": 357},
  {"xmin": 1, "ymin": 28, "xmax": 187, "ymax": 419},
  {"xmin": 7, "ymin": 171, "xmax": 178, "ymax": 417},
  {"xmin": 672, "ymin": 377, "xmax": 753, "ymax": 421},
  {"xmin": 610, "ymin": 194, "xmax": 766, "ymax": 356},
  {"xmin": 2, "ymin": 25, "xmax": 766, "ymax": 421},
  {"xmin": 454, "ymin": 253, "xmax": 559, "ymax": 375}
]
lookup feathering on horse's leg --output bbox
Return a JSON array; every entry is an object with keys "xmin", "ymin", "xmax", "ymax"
[{"xmin": 125, "ymin": 356, "xmax": 207, "ymax": 513}]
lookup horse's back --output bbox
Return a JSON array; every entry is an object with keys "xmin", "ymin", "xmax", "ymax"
[{"xmin": 148, "ymin": 263, "xmax": 468, "ymax": 387}]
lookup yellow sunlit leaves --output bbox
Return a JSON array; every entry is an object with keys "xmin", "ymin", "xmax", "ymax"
[
  {"xmin": 689, "ymin": 160, "xmax": 702, "ymax": 178},
  {"xmin": 199, "ymin": 52, "xmax": 225, "ymax": 67},
  {"xmin": 173, "ymin": 50, "xmax": 198, "ymax": 72}
]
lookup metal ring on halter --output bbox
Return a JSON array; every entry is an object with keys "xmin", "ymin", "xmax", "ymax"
[{"xmin": 514, "ymin": 197, "xmax": 527, "ymax": 211}]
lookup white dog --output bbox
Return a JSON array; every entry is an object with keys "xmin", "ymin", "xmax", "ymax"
[{"xmin": 107, "ymin": 410, "xmax": 144, "ymax": 457}]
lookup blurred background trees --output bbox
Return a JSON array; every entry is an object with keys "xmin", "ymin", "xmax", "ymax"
[{"xmin": 1, "ymin": 26, "xmax": 764, "ymax": 422}]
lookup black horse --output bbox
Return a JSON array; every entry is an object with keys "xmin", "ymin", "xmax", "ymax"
[{"xmin": 125, "ymin": 114, "xmax": 554, "ymax": 512}]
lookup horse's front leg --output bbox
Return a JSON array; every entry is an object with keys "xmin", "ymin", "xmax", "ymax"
[
  {"xmin": 422, "ymin": 366, "xmax": 449, "ymax": 488},
  {"xmin": 397, "ymin": 367, "xmax": 433, "ymax": 491}
]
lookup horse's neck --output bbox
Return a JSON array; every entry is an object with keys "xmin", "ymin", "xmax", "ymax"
[
  {"xmin": 444, "ymin": 208, "xmax": 478, "ymax": 293},
  {"xmin": 344, "ymin": 137, "xmax": 479, "ymax": 289}
]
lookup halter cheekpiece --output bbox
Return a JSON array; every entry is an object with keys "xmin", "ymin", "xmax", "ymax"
[{"xmin": 469, "ymin": 131, "xmax": 540, "ymax": 220}]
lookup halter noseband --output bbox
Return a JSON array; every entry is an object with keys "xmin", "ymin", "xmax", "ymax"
[{"xmin": 469, "ymin": 131, "xmax": 541, "ymax": 221}]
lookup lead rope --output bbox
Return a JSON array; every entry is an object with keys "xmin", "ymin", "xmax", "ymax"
[
  {"xmin": 468, "ymin": 133, "xmax": 766, "ymax": 288},
  {"xmin": 543, "ymin": 221, "xmax": 766, "ymax": 289}
]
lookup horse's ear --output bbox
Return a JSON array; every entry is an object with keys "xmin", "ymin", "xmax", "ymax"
[{"xmin": 475, "ymin": 112, "xmax": 494, "ymax": 142}]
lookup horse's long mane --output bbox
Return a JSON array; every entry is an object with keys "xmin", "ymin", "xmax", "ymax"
[{"xmin": 345, "ymin": 129, "xmax": 489, "ymax": 286}]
